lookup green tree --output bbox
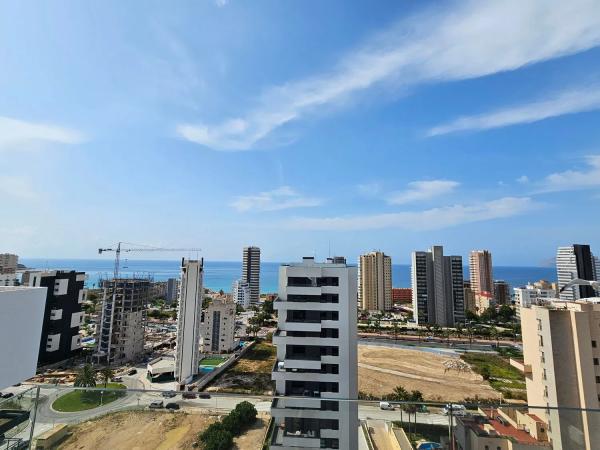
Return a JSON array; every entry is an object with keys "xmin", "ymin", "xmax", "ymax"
[
  {"xmin": 262, "ymin": 299, "xmax": 274, "ymax": 315},
  {"xmin": 74, "ymin": 364, "xmax": 96, "ymax": 388},
  {"xmin": 490, "ymin": 326, "xmax": 500, "ymax": 347},
  {"xmin": 391, "ymin": 319, "xmax": 399, "ymax": 340},
  {"xmin": 498, "ymin": 305, "xmax": 515, "ymax": 322},
  {"xmin": 481, "ymin": 366, "xmax": 491, "ymax": 380},
  {"xmin": 99, "ymin": 367, "xmax": 114, "ymax": 388}
]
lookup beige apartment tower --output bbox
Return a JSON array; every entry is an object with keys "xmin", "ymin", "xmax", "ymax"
[
  {"xmin": 358, "ymin": 251, "xmax": 392, "ymax": 311},
  {"xmin": 469, "ymin": 250, "xmax": 494, "ymax": 295},
  {"xmin": 200, "ymin": 298, "xmax": 236, "ymax": 353},
  {"xmin": 520, "ymin": 301, "xmax": 600, "ymax": 450}
]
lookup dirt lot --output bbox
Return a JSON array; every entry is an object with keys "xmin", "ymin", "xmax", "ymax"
[
  {"xmin": 205, "ymin": 342, "xmax": 276, "ymax": 395},
  {"xmin": 358, "ymin": 345, "xmax": 501, "ymax": 402},
  {"xmin": 58, "ymin": 411, "xmax": 268, "ymax": 450}
]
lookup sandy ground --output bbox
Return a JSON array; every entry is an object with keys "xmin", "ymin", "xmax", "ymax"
[
  {"xmin": 358, "ymin": 346, "xmax": 500, "ymax": 402},
  {"xmin": 58, "ymin": 411, "xmax": 267, "ymax": 450}
]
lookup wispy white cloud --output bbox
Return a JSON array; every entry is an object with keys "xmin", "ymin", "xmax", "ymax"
[
  {"xmin": 537, "ymin": 155, "xmax": 600, "ymax": 193},
  {"xmin": 288, "ymin": 197, "xmax": 537, "ymax": 231},
  {"xmin": 177, "ymin": 0, "xmax": 600, "ymax": 150},
  {"xmin": 0, "ymin": 116, "xmax": 84, "ymax": 150},
  {"xmin": 387, "ymin": 180, "xmax": 459, "ymax": 205},
  {"xmin": 0, "ymin": 176, "xmax": 38, "ymax": 200},
  {"xmin": 215, "ymin": 0, "xmax": 229, "ymax": 7},
  {"xmin": 516, "ymin": 175, "xmax": 530, "ymax": 184},
  {"xmin": 230, "ymin": 186, "xmax": 323, "ymax": 212},
  {"xmin": 428, "ymin": 85, "xmax": 600, "ymax": 136},
  {"xmin": 356, "ymin": 182, "xmax": 382, "ymax": 196}
]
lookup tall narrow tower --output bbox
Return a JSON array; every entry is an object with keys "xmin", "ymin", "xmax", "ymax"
[
  {"xmin": 242, "ymin": 246, "xmax": 261, "ymax": 304},
  {"xmin": 557, "ymin": 245, "xmax": 596, "ymax": 301},
  {"xmin": 469, "ymin": 250, "xmax": 494, "ymax": 296},
  {"xmin": 358, "ymin": 251, "xmax": 392, "ymax": 312},
  {"xmin": 174, "ymin": 259, "xmax": 204, "ymax": 386}
]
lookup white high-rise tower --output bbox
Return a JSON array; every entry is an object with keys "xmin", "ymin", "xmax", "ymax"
[{"xmin": 174, "ymin": 259, "xmax": 203, "ymax": 386}]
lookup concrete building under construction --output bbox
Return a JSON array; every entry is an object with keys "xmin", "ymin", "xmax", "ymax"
[{"xmin": 95, "ymin": 278, "xmax": 150, "ymax": 365}]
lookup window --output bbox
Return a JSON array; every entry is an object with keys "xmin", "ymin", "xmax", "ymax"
[
  {"xmin": 596, "ymin": 376, "xmax": 600, "ymax": 383},
  {"xmin": 594, "ymin": 358, "xmax": 599, "ymax": 366},
  {"xmin": 593, "ymin": 340, "xmax": 597, "ymax": 348}
]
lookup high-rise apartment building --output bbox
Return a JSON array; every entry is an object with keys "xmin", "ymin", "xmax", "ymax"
[
  {"xmin": 271, "ymin": 256, "xmax": 358, "ymax": 450},
  {"xmin": 463, "ymin": 281, "xmax": 476, "ymax": 314},
  {"xmin": 493, "ymin": 280, "xmax": 511, "ymax": 305},
  {"xmin": 469, "ymin": 250, "xmax": 494, "ymax": 296},
  {"xmin": 557, "ymin": 245, "xmax": 596, "ymax": 301},
  {"xmin": 411, "ymin": 245, "xmax": 465, "ymax": 326},
  {"xmin": 166, "ymin": 278, "xmax": 178, "ymax": 304},
  {"xmin": 200, "ymin": 298, "xmax": 236, "ymax": 353},
  {"xmin": 22, "ymin": 270, "xmax": 86, "ymax": 365},
  {"xmin": 175, "ymin": 259, "xmax": 203, "ymax": 385},
  {"xmin": 232, "ymin": 279, "xmax": 251, "ymax": 309},
  {"xmin": 0, "ymin": 253, "xmax": 18, "ymax": 274},
  {"xmin": 358, "ymin": 251, "xmax": 392, "ymax": 311},
  {"xmin": 514, "ymin": 284, "xmax": 556, "ymax": 319},
  {"xmin": 242, "ymin": 246, "xmax": 261, "ymax": 304},
  {"xmin": 520, "ymin": 300, "xmax": 600, "ymax": 450},
  {"xmin": 95, "ymin": 278, "xmax": 149, "ymax": 364}
]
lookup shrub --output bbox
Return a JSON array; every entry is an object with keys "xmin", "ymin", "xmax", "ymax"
[{"xmin": 197, "ymin": 401, "xmax": 258, "ymax": 449}]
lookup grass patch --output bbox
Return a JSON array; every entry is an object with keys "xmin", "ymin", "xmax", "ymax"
[
  {"xmin": 461, "ymin": 353, "xmax": 525, "ymax": 399},
  {"xmin": 231, "ymin": 342, "xmax": 276, "ymax": 375},
  {"xmin": 200, "ymin": 357, "xmax": 227, "ymax": 366},
  {"xmin": 52, "ymin": 383, "xmax": 126, "ymax": 412}
]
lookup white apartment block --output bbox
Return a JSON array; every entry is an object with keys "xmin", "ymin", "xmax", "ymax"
[
  {"xmin": 358, "ymin": 251, "xmax": 392, "ymax": 312},
  {"xmin": 232, "ymin": 279, "xmax": 251, "ymax": 309},
  {"xmin": 175, "ymin": 259, "xmax": 204, "ymax": 385},
  {"xmin": 271, "ymin": 256, "xmax": 358, "ymax": 450},
  {"xmin": 557, "ymin": 245, "xmax": 597, "ymax": 301},
  {"xmin": 200, "ymin": 298, "xmax": 236, "ymax": 353},
  {"xmin": 0, "ymin": 253, "xmax": 18, "ymax": 273},
  {"xmin": 0, "ymin": 286, "xmax": 47, "ymax": 389},
  {"xmin": 514, "ymin": 284, "xmax": 556, "ymax": 318},
  {"xmin": 0, "ymin": 272, "xmax": 19, "ymax": 286},
  {"xmin": 521, "ymin": 300, "xmax": 600, "ymax": 450}
]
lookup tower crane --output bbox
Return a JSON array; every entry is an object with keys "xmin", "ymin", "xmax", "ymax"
[{"xmin": 98, "ymin": 242, "xmax": 202, "ymax": 279}]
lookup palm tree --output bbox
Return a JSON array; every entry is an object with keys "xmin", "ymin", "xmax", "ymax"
[
  {"xmin": 490, "ymin": 326, "xmax": 500, "ymax": 347},
  {"xmin": 391, "ymin": 319, "xmax": 399, "ymax": 341},
  {"xmin": 74, "ymin": 364, "xmax": 97, "ymax": 388},
  {"xmin": 99, "ymin": 367, "xmax": 114, "ymax": 388}
]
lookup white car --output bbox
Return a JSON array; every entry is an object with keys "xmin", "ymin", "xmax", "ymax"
[
  {"xmin": 442, "ymin": 404, "xmax": 467, "ymax": 416},
  {"xmin": 379, "ymin": 401, "xmax": 395, "ymax": 410}
]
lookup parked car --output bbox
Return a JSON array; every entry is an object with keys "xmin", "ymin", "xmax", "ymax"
[
  {"xmin": 112, "ymin": 376, "xmax": 123, "ymax": 382},
  {"xmin": 442, "ymin": 404, "xmax": 467, "ymax": 416},
  {"xmin": 1, "ymin": 392, "xmax": 15, "ymax": 399},
  {"xmin": 198, "ymin": 393, "xmax": 211, "ymax": 399},
  {"xmin": 165, "ymin": 402, "xmax": 180, "ymax": 410},
  {"xmin": 379, "ymin": 401, "xmax": 394, "ymax": 411},
  {"xmin": 182, "ymin": 392, "xmax": 197, "ymax": 399},
  {"xmin": 162, "ymin": 391, "xmax": 177, "ymax": 398},
  {"xmin": 127, "ymin": 369, "xmax": 137, "ymax": 376},
  {"xmin": 149, "ymin": 400, "xmax": 164, "ymax": 409}
]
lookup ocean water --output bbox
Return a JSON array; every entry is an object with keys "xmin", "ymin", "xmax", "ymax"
[{"xmin": 21, "ymin": 258, "xmax": 556, "ymax": 293}]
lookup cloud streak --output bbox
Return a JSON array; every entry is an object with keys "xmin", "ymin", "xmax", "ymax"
[
  {"xmin": 428, "ymin": 85, "xmax": 600, "ymax": 136},
  {"xmin": 288, "ymin": 197, "xmax": 537, "ymax": 231},
  {"xmin": 0, "ymin": 116, "xmax": 84, "ymax": 150},
  {"xmin": 387, "ymin": 180, "xmax": 459, "ymax": 205},
  {"xmin": 177, "ymin": 0, "xmax": 600, "ymax": 150},
  {"xmin": 537, "ymin": 154, "xmax": 600, "ymax": 193},
  {"xmin": 231, "ymin": 186, "xmax": 323, "ymax": 212}
]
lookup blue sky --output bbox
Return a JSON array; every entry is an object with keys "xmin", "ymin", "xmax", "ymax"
[{"xmin": 2, "ymin": 0, "xmax": 600, "ymax": 265}]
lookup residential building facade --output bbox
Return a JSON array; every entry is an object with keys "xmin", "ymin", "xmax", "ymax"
[
  {"xmin": 22, "ymin": 270, "xmax": 86, "ymax": 365},
  {"xmin": 494, "ymin": 280, "xmax": 511, "ymax": 305},
  {"xmin": 411, "ymin": 245, "xmax": 465, "ymax": 326},
  {"xmin": 392, "ymin": 287, "xmax": 412, "ymax": 304},
  {"xmin": 200, "ymin": 298, "xmax": 236, "ymax": 353},
  {"xmin": 520, "ymin": 300, "xmax": 600, "ymax": 450},
  {"xmin": 557, "ymin": 244, "xmax": 596, "ymax": 301},
  {"xmin": 463, "ymin": 281, "xmax": 476, "ymax": 314},
  {"xmin": 514, "ymin": 284, "xmax": 556, "ymax": 319},
  {"xmin": 0, "ymin": 286, "xmax": 47, "ymax": 388},
  {"xmin": 166, "ymin": 278, "xmax": 178, "ymax": 304},
  {"xmin": 232, "ymin": 279, "xmax": 251, "ymax": 309},
  {"xmin": 271, "ymin": 256, "xmax": 358, "ymax": 450},
  {"xmin": 95, "ymin": 278, "xmax": 150, "ymax": 365},
  {"xmin": 242, "ymin": 246, "xmax": 261, "ymax": 304},
  {"xmin": 174, "ymin": 259, "xmax": 204, "ymax": 385},
  {"xmin": 469, "ymin": 250, "xmax": 494, "ymax": 296},
  {"xmin": 358, "ymin": 251, "xmax": 392, "ymax": 311},
  {"xmin": 0, "ymin": 253, "xmax": 18, "ymax": 273}
]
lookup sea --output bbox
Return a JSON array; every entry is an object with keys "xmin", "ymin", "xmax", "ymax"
[{"xmin": 20, "ymin": 258, "xmax": 556, "ymax": 293}]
